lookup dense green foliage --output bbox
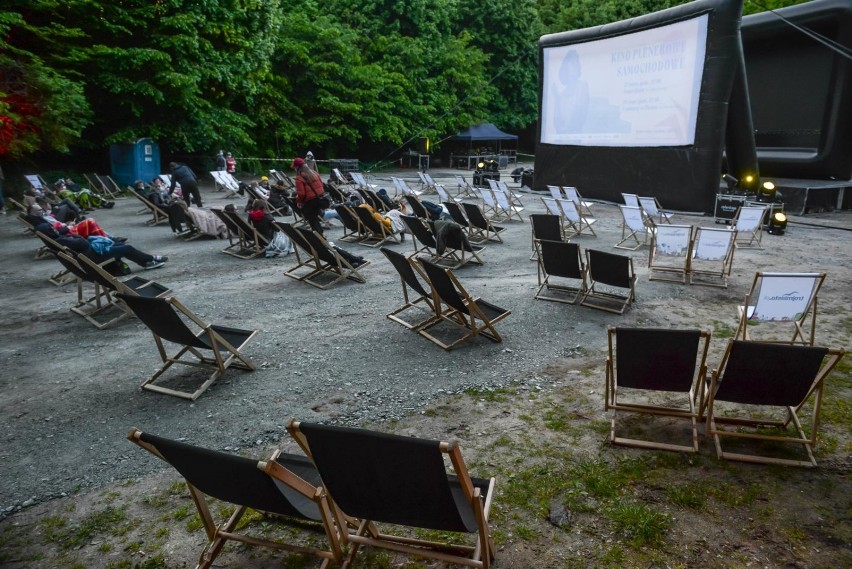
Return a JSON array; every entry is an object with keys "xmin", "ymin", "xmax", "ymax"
[{"xmin": 0, "ymin": 0, "xmax": 810, "ymax": 162}]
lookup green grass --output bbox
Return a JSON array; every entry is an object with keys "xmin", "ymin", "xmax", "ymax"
[
  {"xmin": 464, "ymin": 386, "xmax": 514, "ymax": 402},
  {"xmin": 607, "ymin": 502, "xmax": 671, "ymax": 546},
  {"xmin": 666, "ymin": 483, "xmax": 706, "ymax": 509}
]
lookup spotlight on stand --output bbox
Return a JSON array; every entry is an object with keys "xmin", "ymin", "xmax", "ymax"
[
  {"xmin": 758, "ymin": 181, "xmax": 776, "ymax": 203},
  {"xmin": 767, "ymin": 211, "xmax": 788, "ymax": 235},
  {"xmin": 741, "ymin": 174, "xmax": 757, "ymax": 194},
  {"xmin": 722, "ymin": 173, "xmax": 739, "ymax": 193}
]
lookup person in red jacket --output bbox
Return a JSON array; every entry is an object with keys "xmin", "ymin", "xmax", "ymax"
[{"xmin": 293, "ymin": 156, "xmax": 327, "ymax": 235}]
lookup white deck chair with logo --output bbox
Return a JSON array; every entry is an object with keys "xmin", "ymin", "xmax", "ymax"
[
  {"xmin": 622, "ymin": 193, "xmax": 641, "ymax": 208},
  {"xmin": 648, "ymin": 224, "xmax": 693, "ymax": 284},
  {"xmin": 563, "ymin": 186, "xmax": 594, "ymax": 216},
  {"xmin": 393, "ymin": 176, "xmax": 422, "ymax": 198},
  {"xmin": 733, "ymin": 205, "xmax": 767, "ymax": 249},
  {"xmin": 547, "ymin": 185, "xmax": 564, "ymax": 200},
  {"xmin": 615, "ymin": 205, "xmax": 654, "ymax": 250},
  {"xmin": 689, "ymin": 226, "xmax": 737, "ymax": 288},
  {"xmin": 454, "ymin": 175, "xmax": 478, "ymax": 199},
  {"xmin": 638, "ymin": 196, "xmax": 673, "ymax": 224},
  {"xmin": 557, "ymin": 198, "xmax": 595, "ymax": 237},
  {"xmin": 210, "ymin": 171, "xmax": 239, "ymax": 198},
  {"xmin": 488, "ymin": 180, "xmax": 523, "ymax": 221},
  {"xmin": 477, "ymin": 186, "xmax": 501, "ymax": 220},
  {"xmin": 434, "ymin": 181, "xmax": 460, "ymax": 204},
  {"xmin": 496, "ymin": 179, "xmax": 523, "ymax": 208},
  {"xmin": 736, "ymin": 272, "xmax": 826, "ymax": 345}
]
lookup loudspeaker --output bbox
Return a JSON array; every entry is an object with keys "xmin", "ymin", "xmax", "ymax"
[{"xmin": 417, "ymin": 137, "xmax": 429, "ymax": 155}]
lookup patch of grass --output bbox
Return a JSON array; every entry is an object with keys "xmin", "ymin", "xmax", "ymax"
[
  {"xmin": 543, "ymin": 406, "xmax": 574, "ymax": 433},
  {"xmin": 667, "ymin": 484, "xmax": 706, "ymax": 510},
  {"xmin": 599, "ymin": 543, "xmax": 626, "ymax": 566},
  {"xmin": 710, "ymin": 481, "xmax": 764, "ymax": 507},
  {"xmin": 101, "ymin": 490, "xmax": 121, "ymax": 504},
  {"xmin": 607, "ymin": 502, "xmax": 670, "ymax": 546},
  {"xmin": 186, "ymin": 513, "xmax": 204, "ymax": 533},
  {"xmin": 500, "ymin": 462, "xmax": 573, "ymax": 516},
  {"xmin": 64, "ymin": 506, "xmax": 129, "ymax": 549},
  {"xmin": 422, "ymin": 408, "xmax": 438, "ymax": 417},
  {"xmin": 97, "ymin": 542, "xmax": 112, "ymax": 552},
  {"xmin": 39, "ymin": 515, "xmax": 68, "ymax": 542},
  {"xmin": 169, "ymin": 505, "xmax": 191, "ymax": 521},
  {"xmin": 490, "ymin": 434, "xmax": 514, "ymax": 449},
  {"xmin": 514, "ymin": 523, "xmax": 538, "ymax": 540},
  {"xmin": 464, "ymin": 386, "xmax": 513, "ymax": 403},
  {"xmin": 572, "ymin": 459, "xmax": 620, "ymax": 499},
  {"xmin": 712, "ymin": 320, "xmax": 736, "ymax": 339}
]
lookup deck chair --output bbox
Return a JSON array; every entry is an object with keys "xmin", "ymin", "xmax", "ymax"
[
  {"xmin": 547, "ymin": 185, "xmax": 564, "ymax": 200},
  {"xmin": 648, "ymin": 224, "xmax": 693, "ymax": 284},
  {"xmin": 488, "ymin": 180, "xmax": 523, "ymax": 222},
  {"xmin": 210, "ymin": 171, "xmax": 239, "ymax": 197},
  {"xmin": 220, "ymin": 209, "xmax": 270, "ymax": 259},
  {"xmin": 380, "ymin": 246, "xmax": 440, "ymax": 330},
  {"xmin": 622, "ymin": 192, "xmax": 641, "ymax": 208},
  {"xmin": 130, "ymin": 190, "xmax": 170, "ymax": 226},
  {"xmin": 117, "ymin": 294, "xmax": 258, "ymax": 399},
  {"xmin": 615, "ymin": 205, "xmax": 654, "ymax": 250},
  {"xmin": 96, "ymin": 174, "xmax": 124, "ymax": 199},
  {"xmin": 442, "ymin": 200, "xmax": 474, "ymax": 240},
  {"xmin": 287, "ymin": 419, "xmax": 495, "ymax": 569},
  {"xmin": 435, "ymin": 182, "xmax": 460, "ymax": 204},
  {"xmin": 333, "ymin": 204, "xmax": 367, "ymax": 243},
  {"xmin": 210, "ymin": 208, "xmax": 246, "ymax": 256},
  {"xmin": 540, "ymin": 197, "xmax": 564, "ymax": 233},
  {"xmin": 454, "ymin": 175, "xmax": 478, "ymax": 199},
  {"xmin": 496, "ymin": 180, "xmax": 524, "ymax": 207},
  {"xmin": 417, "ymin": 171, "xmax": 435, "ymax": 193},
  {"xmin": 733, "ymin": 205, "xmax": 767, "ymax": 248},
  {"xmin": 535, "ymin": 239, "xmax": 586, "ymax": 304},
  {"xmin": 24, "ymin": 174, "xmax": 49, "ymax": 192},
  {"xmin": 418, "ymin": 258, "xmax": 511, "ymax": 350},
  {"xmin": 6, "ymin": 196, "xmax": 27, "ymax": 212},
  {"xmin": 557, "ymin": 198, "xmax": 595, "ymax": 237},
  {"xmin": 580, "ymin": 249, "xmax": 636, "ymax": 315},
  {"xmin": 688, "ymin": 226, "xmax": 737, "ymax": 288},
  {"xmin": 477, "ymin": 186, "xmax": 500, "ymax": 220},
  {"xmin": 401, "ymin": 215, "xmax": 441, "ymax": 259},
  {"xmin": 295, "ymin": 227, "xmax": 369, "ymax": 289},
  {"xmin": 563, "ymin": 186, "xmax": 594, "ymax": 217},
  {"xmin": 33, "ymin": 230, "xmax": 80, "ymax": 286},
  {"xmin": 45, "ymin": 239, "xmax": 112, "ymax": 312},
  {"xmin": 429, "ymin": 219, "xmax": 485, "ymax": 269},
  {"xmin": 273, "ymin": 221, "xmax": 327, "ymax": 283},
  {"xmin": 638, "ymin": 196, "xmax": 673, "ymax": 224},
  {"xmin": 404, "ymin": 194, "xmax": 431, "ymax": 221},
  {"xmin": 331, "ymin": 168, "xmax": 352, "ymax": 187},
  {"xmin": 605, "ymin": 327, "xmax": 711, "ymax": 453},
  {"xmin": 462, "ymin": 202, "xmax": 505, "ymax": 243},
  {"xmin": 700, "ymin": 340, "xmax": 845, "ymax": 467},
  {"xmin": 393, "ymin": 176, "xmax": 422, "ymax": 198},
  {"xmin": 736, "ymin": 272, "xmax": 826, "ymax": 345},
  {"xmin": 353, "ymin": 205, "xmax": 402, "ymax": 247},
  {"xmin": 127, "ymin": 428, "xmax": 342, "ymax": 568},
  {"xmin": 282, "ymin": 195, "xmax": 309, "ymax": 227},
  {"xmin": 530, "ymin": 213, "xmax": 563, "ymax": 260}
]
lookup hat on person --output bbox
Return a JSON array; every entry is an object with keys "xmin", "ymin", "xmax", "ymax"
[
  {"xmin": 306, "ymin": 151, "xmax": 314, "ymax": 158},
  {"xmin": 261, "ymin": 176, "xmax": 268, "ymax": 182},
  {"xmin": 292, "ymin": 157, "xmax": 305, "ymax": 168}
]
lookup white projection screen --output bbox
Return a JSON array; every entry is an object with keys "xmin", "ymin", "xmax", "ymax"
[{"xmin": 541, "ymin": 15, "xmax": 709, "ymax": 147}]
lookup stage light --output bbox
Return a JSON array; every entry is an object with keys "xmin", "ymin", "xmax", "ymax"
[
  {"xmin": 722, "ymin": 173, "xmax": 739, "ymax": 192},
  {"xmin": 758, "ymin": 180, "xmax": 777, "ymax": 202},
  {"xmin": 477, "ymin": 161, "xmax": 485, "ymax": 170},
  {"xmin": 767, "ymin": 211, "xmax": 787, "ymax": 235}
]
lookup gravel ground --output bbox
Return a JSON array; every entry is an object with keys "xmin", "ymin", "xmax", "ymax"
[{"xmin": 1, "ymin": 162, "xmax": 850, "ymax": 522}]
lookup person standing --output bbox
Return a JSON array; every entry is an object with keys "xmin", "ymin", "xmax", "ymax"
[
  {"xmin": 293, "ymin": 156, "xmax": 327, "ymax": 235},
  {"xmin": 225, "ymin": 152, "xmax": 236, "ymax": 174},
  {"xmin": 168, "ymin": 162, "xmax": 202, "ymax": 208},
  {"xmin": 215, "ymin": 150, "xmax": 226, "ymax": 171},
  {"xmin": 305, "ymin": 151, "xmax": 318, "ymax": 173}
]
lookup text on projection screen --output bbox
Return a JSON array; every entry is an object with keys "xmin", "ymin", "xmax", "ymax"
[{"xmin": 541, "ymin": 15, "xmax": 709, "ymax": 147}]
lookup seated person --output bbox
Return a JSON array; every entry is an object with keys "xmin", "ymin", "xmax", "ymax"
[
  {"xmin": 268, "ymin": 181, "xmax": 291, "ymax": 213},
  {"xmin": 247, "ymin": 199, "xmax": 275, "ymax": 240},
  {"xmin": 30, "ymin": 204, "xmax": 124, "ymax": 241},
  {"xmin": 25, "ymin": 191, "xmax": 82, "ymax": 223},
  {"xmin": 134, "ymin": 179, "xmax": 168, "ymax": 207},
  {"xmin": 38, "ymin": 224, "xmax": 168, "ymax": 271},
  {"xmin": 54, "ymin": 178, "xmax": 114, "ymax": 210},
  {"xmin": 358, "ymin": 201, "xmax": 407, "ymax": 237}
]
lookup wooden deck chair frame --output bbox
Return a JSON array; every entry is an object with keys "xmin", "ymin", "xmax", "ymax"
[
  {"xmin": 615, "ymin": 205, "xmax": 654, "ymax": 250},
  {"xmin": 353, "ymin": 205, "xmax": 401, "ymax": 247},
  {"xmin": 273, "ymin": 221, "xmax": 327, "ymax": 283},
  {"xmin": 287, "ymin": 419, "xmax": 496, "ymax": 569},
  {"xmin": 487, "ymin": 180, "xmax": 523, "ymax": 222},
  {"xmin": 34, "ymin": 230, "xmax": 81, "ymax": 287},
  {"xmin": 130, "ymin": 189, "xmax": 170, "ymax": 226},
  {"xmin": 295, "ymin": 227, "xmax": 369, "ymax": 289},
  {"xmin": 333, "ymin": 204, "xmax": 368, "ymax": 243},
  {"xmin": 127, "ymin": 428, "xmax": 343, "ymax": 568},
  {"xmin": 6, "ymin": 197, "xmax": 27, "ymax": 212},
  {"xmin": 580, "ymin": 249, "xmax": 636, "ymax": 315},
  {"xmin": 736, "ymin": 271, "xmax": 825, "ymax": 345},
  {"xmin": 699, "ymin": 340, "xmax": 845, "ymax": 467},
  {"xmin": 282, "ymin": 195, "xmax": 309, "ymax": 227},
  {"xmin": 535, "ymin": 239, "xmax": 586, "ymax": 304},
  {"xmin": 210, "ymin": 208, "xmax": 247, "ymax": 256},
  {"xmin": 496, "ymin": 180, "xmax": 523, "ymax": 208},
  {"xmin": 404, "ymin": 194, "xmax": 431, "ymax": 221},
  {"xmin": 428, "ymin": 220, "xmax": 485, "ymax": 270},
  {"xmin": 96, "ymin": 174, "xmax": 124, "ymax": 199},
  {"xmin": 244, "ymin": 185, "xmax": 288, "ymax": 217},
  {"xmin": 393, "ymin": 176, "xmax": 422, "ymax": 198},
  {"xmin": 51, "ymin": 248, "xmax": 113, "ymax": 315},
  {"xmin": 401, "ymin": 215, "xmax": 441, "ymax": 260},
  {"xmin": 557, "ymin": 198, "xmax": 595, "ymax": 237},
  {"xmin": 638, "ymin": 196, "xmax": 673, "ymax": 224},
  {"xmin": 417, "ymin": 258, "xmax": 511, "ymax": 350},
  {"xmin": 74, "ymin": 253, "xmax": 172, "ymax": 329},
  {"xmin": 220, "ymin": 209, "xmax": 270, "ymax": 259},
  {"xmin": 454, "ymin": 175, "xmax": 478, "ymax": 199},
  {"xmin": 733, "ymin": 205, "xmax": 767, "ymax": 249},
  {"xmin": 605, "ymin": 327, "xmax": 711, "ymax": 453},
  {"xmin": 380, "ymin": 246, "xmax": 441, "ymax": 330},
  {"xmin": 417, "ymin": 171, "xmax": 435, "ymax": 193},
  {"xmin": 688, "ymin": 226, "xmax": 737, "ymax": 288},
  {"xmin": 529, "ymin": 214, "xmax": 563, "ymax": 261},
  {"xmin": 462, "ymin": 202, "xmax": 505, "ymax": 243},
  {"xmin": 648, "ymin": 224, "xmax": 693, "ymax": 284},
  {"xmin": 563, "ymin": 186, "xmax": 594, "ymax": 217},
  {"xmin": 210, "ymin": 170, "xmax": 240, "ymax": 198},
  {"xmin": 117, "ymin": 294, "xmax": 258, "ymax": 400}
]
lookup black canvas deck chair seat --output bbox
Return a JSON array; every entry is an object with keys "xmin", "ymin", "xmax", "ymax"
[
  {"xmin": 210, "ymin": 208, "xmax": 244, "ymax": 255},
  {"xmin": 418, "ymin": 258, "xmax": 511, "ymax": 350},
  {"xmin": 296, "ymin": 227, "xmax": 369, "ymax": 289},
  {"xmin": 53, "ymin": 250, "xmax": 113, "ymax": 318},
  {"xmin": 443, "ymin": 200, "xmax": 476, "ymax": 240},
  {"xmin": 700, "ymin": 341, "xmax": 845, "ymax": 467},
  {"xmin": 535, "ymin": 239, "xmax": 587, "ymax": 305},
  {"xmin": 71, "ymin": 253, "xmax": 172, "ymax": 329},
  {"xmin": 580, "ymin": 249, "xmax": 636, "ymax": 315},
  {"xmin": 117, "ymin": 294, "xmax": 258, "ymax": 399},
  {"xmin": 429, "ymin": 220, "xmax": 485, "ymax": 269},
  {"xmin": 273, "ymin": 221, "xmax": 326, "ymax": 283},
  {"xmin": 402, "ymin": 214, "xmax": 440, "ymax": 259},
  {"xmin": 127, "ymin": 428, "xmax": 342, "ymax": 568},
  {"xmin": 462, "ymin": 202, "xmax": 505, "ymax": 243},
  {"xmin": 638, "ymin": 196, "xmax": 673, "ymax": 224},
  {"xmin": 131, "ymin": 190, "xmax": 170, "ymax": 226},
  {"xmin": 615, "ymin": 205, "xmax": 654, "ymax": 250},
  {"xmin": 688, "ymin": 226, "xmax": 737, "ymax": 288},
  {"xmin": 245, "ymin": 184, "xmax": 288, "ymax": 217},
  {"xmin": 353, "ymin": 205, "xmax": 401, "ymax": 247},
  {"xmin": 648, "ymin": 224, "xmax": 693, "ymax": 284},
  {"xmin": 732, "ymin": 205, "xmax": 767, "ymax": 249},
  {"xmin": 96, "ymin": 174, "xmax": 124, "ymax": 199},
  {"xmin": 283, "ymin": 195, "xmax": 309, "ymax": 227},
  {"xmin": 221, "ymin": 209, "xmax": 270, "ymax": 259},
  {"xmin": 736, "ymin": 272, "xmax": 825, "ymax": 345},
  {"xmin": 380, "ymin": 247, "xmax": 440, "ymax": 330},
  {"xmin": 287, "ymin": 419, "xmax": 496, "ymax": 569},
  {"xmin": 606, "ymin": 327, "xmax": 711, "ymax": 453},
  {"xmin": 334, "ymin": 204, "xmax": 368, "ymax": 243},
  {"xmin": 404, "ymin": 194, "xmax": 431, "ymax": 220},
  {"xmin": 530, "ymin": 213, "xmax": 563, "ymax": 260}
]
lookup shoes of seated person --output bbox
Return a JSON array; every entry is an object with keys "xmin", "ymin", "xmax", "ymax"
[{"xmin": 143, "ymin": 255, "xmax": 168, "ymax": 270}]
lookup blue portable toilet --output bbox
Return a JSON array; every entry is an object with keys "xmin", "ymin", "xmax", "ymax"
[{"xmin": 109, "ymin": 138, "xmax": 161, "ymax": 186}]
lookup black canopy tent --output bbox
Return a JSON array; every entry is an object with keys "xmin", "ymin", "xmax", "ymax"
[{"xmin": 449, "ymin": 123, "xmax": 518, "ymax": 169}]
